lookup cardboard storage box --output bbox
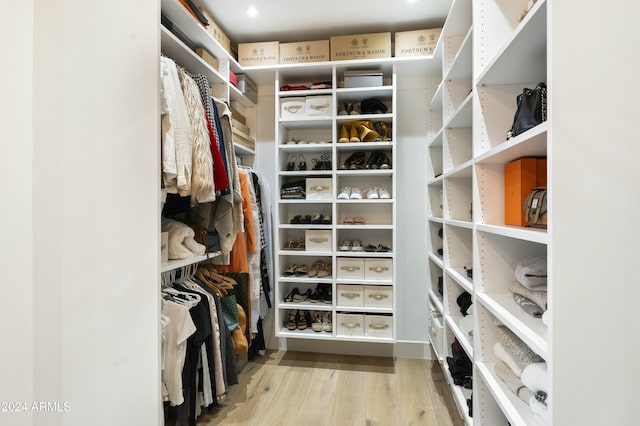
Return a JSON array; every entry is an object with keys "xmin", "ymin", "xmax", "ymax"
[
  {"xmin": 337, "ymin": 313, "xmax": 364, "ymax": 337},
  {"xmin": 504, "ymin": 157, "xmax": 547, "ymax": 226},
  {"xmin": 364, "ymin": 285, "xmax": 393, "ymax": 309},
  {"xmin": 305, "ymin": 96, "xmax": 332, "ymax": 117},
  {"xmin": 281, "ymin": 97, "xmax": 306, "ymax": 119},
  {"xmin": 337, "ymin": 285, "xmax": 364, "ymax": 308},
  {"xmin": 232, "ymin": 128, "xmax": 255, "ymax": 151},
  {"xmin": 195, "ymin": 48, "xmax": 219, "ymax": 70},
  {"xmin": 237, "ymin": 74, "xmax": 258, "ymax": 104},
  {"xmin": 238, "ymin": 41, "xmax": 279, "ymax": 66},
  {"xmin": 395, "ymin": 28, "xmax": 442, "ymax": 57},
  {"xmin": 280, "ymin": 40, "xmax": 330, "ymax": 64},
  {"xmin": 198, "ymin": 8, "xmax": 232, "ymax": 54},
  {"xmin": 344, "ymin": 70, "xmax": 383, "ymax": 88},
  {"xmin": 364, "ymin": 314, "xmax": 393, "ymax": 339},
  {"xmin": 330, "ymin": 32, "xmax": 391, "ymax": 61},
  {"xmin": 305, "ymin": 178, "xmax": 332, "ymax": 200},
  {"xmin": 305, "ymin": 230, "xmax": 332, "ymax": 252},
  {"xmin": 337, "ymin": 257, "xmax": 365, "ymax": 280},
  {"xmin": 364, "ymin": 258, "xmax": 393, "ymax": 281}
]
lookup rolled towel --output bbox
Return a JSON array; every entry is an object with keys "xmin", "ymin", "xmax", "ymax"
[
  {"xmin": 509, "ymin": 281, "xmax": 547, "ymax": 310},
  {"xmin": 519, "ymin": 387, "xmax": 535, "ymax": 405},
  {"xmin": 495, "ymin": 360, "xmax": 526, "ymax": 396},
  {"xmin": 515, "ymin": 255, "xmax": 547, "ymax": 289},
  {"xmin": 513, "ymin": 293, "xmax": 544, "ymax": 318},
  {"xmin": 496, "ymin": 325, "xmax": 544, "ymax": 373},
  {"xmin": 521, "ymin": 362, "xmax": 549, "ymax": 394},
  {"xmin": 494, "ymin": 342, "xmax": 522, "ymax": 377}
]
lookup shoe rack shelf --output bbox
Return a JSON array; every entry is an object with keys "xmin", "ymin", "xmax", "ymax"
[
  {"xmin": 427, "ymin": 0, "xmax": 552, "ymax": 424},
  {"xmin": 274, "ymin": 63, "xmax": 397, "ymax": 342}
]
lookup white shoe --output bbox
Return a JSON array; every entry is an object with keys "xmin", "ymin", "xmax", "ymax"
[
  {"xmin": 349, "ymin": 187, "xmax": 362, "ymax": 200},
  {"xmin": 365, "ymin": 187, "xmax": 379, "ymax": 199},
  {"xmin": 378, "ymin": 186, "xmax": 390, "ymax": 199},
  {"xmin": 337, "ymin": 187, "xmax": 351, "ymax": 199},
  {"xmin": 351, "ymin": 240, "xmax": 364, "ymax": 251},
  {"xmin": 339, "ymin": 240, "xmax": 352, "ymax": 251}
]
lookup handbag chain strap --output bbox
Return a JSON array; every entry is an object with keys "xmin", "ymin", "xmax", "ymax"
[{"xmin": 541, "ymin": 85, "xmax": 547, "ymax": 122}]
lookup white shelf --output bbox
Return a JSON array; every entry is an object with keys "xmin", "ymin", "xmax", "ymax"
[
  {"xmin": 444, "ymin": 92, "xmax": 472, "ymax": 128},
  {"xmin": 444, "ymin": 219, "xmax": 473, "ymax": 230},
  {"xmin": 335, "ymin": 251, "xmax": 395, "ymax": 258},
  {"xmin": 336, "ymin": 113, "xmax": 394, "ymax": 122},
  {"xmin": 428, "ymin": 252, "xmax": 444, "ymax": 269},
  {"xmin": 476, "ymin": 292, "xmax": 548, "ymax": 360},
  {"xmin": 336, "ymin": 141, "xmax": 394, "ymax": 150},
  {"xmin": 334, "ymin": 306, "xmax": 393, "ymax": 314},
  {"xmin": 444, "ymin": 161, "xmax": 473, "ymax": 178},
  {"xmin": 335, "ymin": 279, "xmax": 393, "ymax": 286},
  {"xmin": 442, "ymin": 360, "xmax": 474, "ymax": 425},
  {"xmin": 279, "ymin": 88, "xmax": 333, "ymax": 97},
  {"xmin": 476, "ymin": 223, "xmax": 548, "ymax": 245},
  {"xmin": 429, "ymin": 290, "xmax": 445, "ymax": 315},
  {"xmin": 431, "ymin": 81, "xmax": 444, "ymax": 110},
  {"xmin": 442, "ymin": 0, "xmax": 472, "ymax": 38},
  {"xmin": 161, "ymin": 253, "xmax": 214, "ymax": 273},
  {"xmin": 444, "ymin": 26, "xmax": 473, "ymax": 81},
  {"xmin": 475, "ymin": 122, "xmax": 548, "ymax": 165},
  {"xmin": 430, "ymin": 127, "xmax": 444, "ymax": 148},
  {"xmin": 447, "ymin": 267, "xmax": 473, "ymax": 293},
  {"xmin": 279, "ymin": 143, "xmax": 333, "ymax": 151},
  {"xmin": 445, "ymin": 315, "xmax": 473, "ymax": 360}
]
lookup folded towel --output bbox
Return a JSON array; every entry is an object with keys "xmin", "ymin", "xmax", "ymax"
[
  {"xmin": 509, "ymin": 281, "xmax": 547, "ymax": 310},
  {"xmin": 496, "ymin": 325, "xmax": 544, "ymax": 374},
  {"xmin": 513, "ymin": 294, "xmax": 544, "ymax": 318},
  {"xmin": 515, "ymin": 255, "xmax": 547, "ymax": 289},
  {"xmin": 162, "ymin": 217, "xmax": 206, "ymax": 259},
  {"xmin": 521, "ymin": 362, "xmax": 549, "ymax": 394},
  {"xmin": 494, "ymin": 342, "xmax": 523, "ymax": 377}
]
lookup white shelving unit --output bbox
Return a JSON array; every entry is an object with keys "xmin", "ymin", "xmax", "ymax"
[{"xmin": 273, "ymin": 63, "xmax": 398, "ymax": 342}]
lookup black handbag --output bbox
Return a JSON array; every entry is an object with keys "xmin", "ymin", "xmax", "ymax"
[{"xmin": 507, "ymin": 82, "xmax": 547, "ymax": 139}]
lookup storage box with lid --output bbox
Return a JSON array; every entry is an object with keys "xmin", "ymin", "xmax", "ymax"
[
  {"xmin": 343, "ymin": 70, "xmax": 383, "ymax": 88},
  {"xmin": 238, "ymin": 41, "xmax": 279, "ymax": 66},
  {"xmin": 337, "ymin": 285, "xmax": 364, "ymax": 307},
  {"xmin": 330, "ymin": 32, "xmax": 391, "ymax": 61},
  {"xmin": 280, "ymin": 40, "xmax": 330, "ymax": 64},
  {"xmin": 237, "ymin": 74, "xmax": 258, "ymax": 104},
  {"xmin": 305, "ymin": 178, "xmax": 332, "ymax": 200},
  {"xmin": 429, "ymin": 302, "xmax": 445, "ymax": 358},
  {"xmin": 364, "ymin": 314, "xmax": 393, "ymax": 339},
  {"xmin": 197, "ymin": 8, "xmax": 232, "ymax": 55},
  {"xmin": 337, "ymin": 257, "xmax": 365, "ymax": 280},
  {"xmin": 364, "ymin": 258, "xmax": 393, "ymax": 281},
  {"xmin": 304, "ymin": 230, "xmax": 332, "ymax": 252},
  {"xmin": 195, "ymin": 48, "xmax": 219, "ymax": 71},
  {"xmin": 305, "ymin": 96, "xmax": 332, "ymax": 117},
  {"xmin": 504, "ymin": 157, "xmax": 547, "ymax": 226},
  {"xmin": 280, "ymin": 97, "xmax": 306, "ymax": 119},
  {"xmin": 364, "ymin": 285, "xmax": 393, "ymax": 309},
  {"xmin": 337, "ymin": 313, "xmax": 364, "ymax": 337},
  {"xmin": 394, "ymin": 28, "xmax": 442, "ymax": 57}
]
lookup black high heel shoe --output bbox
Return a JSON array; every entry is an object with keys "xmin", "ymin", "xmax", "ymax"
[
  {"xmin": 287, "ymin": 154, "xmax": 298, "ymax": 171},
  {"xmin": 298, "ymin": 154, "xmax": 307, "ymax": 171}
]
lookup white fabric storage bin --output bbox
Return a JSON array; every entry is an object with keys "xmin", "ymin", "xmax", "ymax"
[
  {"xmin": 364, "ymin": 315, "xmax": 393, "ymax": 339},
  {"xmin": 306, "ymin": 178, "xmax": 332, "ymax": 200},
  {"xmin": 337, "ymin": 285, "xmax": 364, "ymax": 307},
  {"xmin": 337, "ymin": 313, "xmax": 364, "ymax": 337},
  {"xmin": 305, "ymin": 230, "xmax": 332, "ymax": 252},
  {"xmin": 364, "ymin": 285, "xmax": 393, "ymax": 309},
  {"xmin": 429, "ymin": 307, "xmax": 445, "ymax": 359},
  {"xmin": 364, "ymin": 258, "xmax": 393, "ymax": 281},
  {"xmin": 305, "ymin": 96, "xmax": 332, "ymax": 117},
  {"xmin": 337, "ymin": 257, "xmax": 365, "ymax": 280},
  {"xmin": 280, "ymin": 97, "xmax": 306, "ymax": 119}
]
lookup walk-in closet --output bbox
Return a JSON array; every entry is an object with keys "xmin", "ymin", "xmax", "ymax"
[{"xmin": 3, "ymin": 1, "xmax": 640, "ymax": 425}]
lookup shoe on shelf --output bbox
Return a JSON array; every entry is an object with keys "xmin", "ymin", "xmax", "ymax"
[
  {"xmin": 342, "ymin": 151, "xmax": 367, "ymax": 169},
  {"xmin": 298, "ymin": 154, "xmax": 307, "ymax": 170},
  {"xmin": 308, "ymin": 260, "xmax": 323, "ymax": 278},
  {"xmin": 349, "ymin": 187, "xmax": 363, "ymax": 199},
  {"xmin": 338, "ymin": 124, "xmax": 350, "ymax": 143},
  {"xmin": 351, "ymin": 240, "xmax": 364, "ymax": 251},
  {"xmin": 320, "ymin": 214, "xmax": 332, "ymax": 224},
  {"xmin": 322, "ymin": 312, "xmax": 333, "ymax": 331},
  {"xmin": 365, "ymin": 187, "xmax": 379, "ymax": 199},
  {"xmin": 296, "ymin": 310, "xmax": 308, "ymax": 330},
  {"xmin": 339, "ymin": 240, "xmax": 352, "ymax": 251},
  {"xmin": 284, "ymin": 310, "xmax": 298, "ymax": 330},
  {"xmin": 311, "ymin": 311, "xmax": 324, "ymax": 332},
  {"xmin": 372, "ymin": 152, "xmax": 391, "ymax": 169},
  {"xmin": 378, "ymin": 186, "xmax": 391, "ymax": 199},
  {"xmin": 317, "ymin": 262, "xmax": 332, "ymax": 278},
  {"xmin": 376, "ymin": 244, "xmax": 391, "ymax": 252},
  {"xmin": 350, "ymin": 103, "xmax": 361, "ymax": 115},
  {"xmin": 338, "ymin": 102, "xmax": 350, "ymax": 116},
  {"xmin": 322, "ymin": 286, "xmax": 332, "ymax": 304},
  {"xmin": 364, "ymin": 244, "xmax": 377, "ymax": 252},
  {"xmin": 349, "ymin": 123, "xmax": 360, "ymax": 142},
  {"xmin": 283, "ymin": 264, "xmax": 298, "ymax": 276},
  {"xmin": 338, "ymin": 187, "xmax": 352, "ymax": 199},
  {"xmin": 353, "ymin": 216, "xmax": 366, "ymax": 224},
  {"xmin": 287, "ymin": 154, "xmax": 298, "ymax": 171},
  {"xmin": 284, "ymin": 238, "xmax": 305, "ymax": 250},
  {"xmin": 358, "ymin": 123, "xmax": 380, "ymax": 142},
  {"xmin": 286, "ymin": 138, "xmax": 300, "ymax": 145},
  {"xmin": 293, "ymin": 264, "xmax": 308, "ymax": 277},
  {"xmin": 293, "ymin": 288, "xmax": 312, "ymax": 303},
  {"xmin": 283, "ymin": 287, "xmax": 300, "ymax": 302},
  {"xmin": 310, "ymin": 213, "xmax": 323, "ymax": 224},
  {"xmin": 343, "ymin": 216, "xmax": 355, "ymax": 224}
]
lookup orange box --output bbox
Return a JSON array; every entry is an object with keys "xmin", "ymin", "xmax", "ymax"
[{"xmin": 504, "ymin": 157, "xmax": 547, "ymax": 226}]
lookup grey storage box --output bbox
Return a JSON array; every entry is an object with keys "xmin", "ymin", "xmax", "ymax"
[{"xmin": 344, "ymin": 70, "xmax": 383, "ymax": 88}]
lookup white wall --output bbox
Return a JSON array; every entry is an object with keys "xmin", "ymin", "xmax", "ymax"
[
  {"xmin": 0, "ymin": 1, "xmax": 34, "ymax": 425},
  {"xmin": 0, "ymin": 1, "xmax": 160, "ymax": 425},
  {"xmin": 551, "ymin": 1, "xmax": 640, "ymax": 424}
]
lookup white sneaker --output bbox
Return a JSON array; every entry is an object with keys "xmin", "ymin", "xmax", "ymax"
[
  {"xmin": 339, "ymin": 240, "xmax": 352, "ymax": 251},
  {"xmin": 378, "ymin": 186, "xmax": 390, "ymax": 199},
  {"xmin": 351, "ymin": 240, "xmax": 364, "ymax": 251},
  {"xmin": 349, "ymin": 187, "xmax": 362, "ymax": 199},
  {"xmin": 365, "ymin": 187, "xmax": 379, "ymax": 199},
  {"xmin": 337, "ymin": 187, "xmax": 351, "ymax": 199}
]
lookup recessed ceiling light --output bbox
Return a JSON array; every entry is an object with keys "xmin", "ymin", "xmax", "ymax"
[
  {"xmin": 245, "ymin": 6, "xmax": 259, "ymax": 17},
  {"xmin": 406, "ymin": 0, "xmax": 419, "ymax": 4}
]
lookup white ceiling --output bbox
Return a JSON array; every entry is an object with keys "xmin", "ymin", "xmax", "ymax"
[{"xmin": 201, "ymin": 0, "xmax": 452, "ymax": 44}]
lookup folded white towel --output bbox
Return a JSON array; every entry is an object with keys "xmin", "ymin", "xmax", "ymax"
[
  {"xmin": 162, "ymin": 217, "xmax": 205, "ymax": 259},
  {"xmin": 515, "ymin": 255, "xmax": 547, "ymax": 289},
  {"xmin": 522, "ymin": 362, "xmax": 549, "ymax": 394}
]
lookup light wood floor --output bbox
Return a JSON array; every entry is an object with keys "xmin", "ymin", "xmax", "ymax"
[{"xmin": 198, "ymin": 350, "xmax": 464, "ymax": 426}]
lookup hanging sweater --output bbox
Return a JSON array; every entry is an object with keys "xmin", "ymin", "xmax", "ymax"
[{"xmin": 160, "ymin": 57, "xmax": 192, "ymax": 195}]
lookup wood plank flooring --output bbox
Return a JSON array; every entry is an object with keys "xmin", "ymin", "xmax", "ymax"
[{"xmin": 197, "ymin": 350, "xmax": 464, "ymax": 426}]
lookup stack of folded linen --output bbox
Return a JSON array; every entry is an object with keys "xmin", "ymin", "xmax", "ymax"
[{"xmin": 510, "ymin": 255, "xmax": 547, "ymax": 321}]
